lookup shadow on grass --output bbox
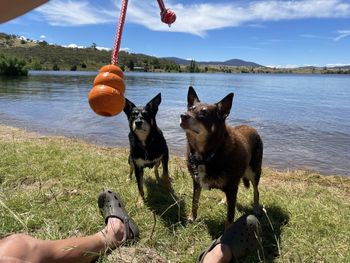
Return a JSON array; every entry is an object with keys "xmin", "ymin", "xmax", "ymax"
[
  {"xmin": 203, "ymin": 217, "xmax": 225, "ymax": 239},
  {"xmin": 204, "ymin": 204, "xmax": 289, "ymax": 262},
  {"xmin": 144, "ymin": 177, "xmax": 187, "ymax": 229},
  {"xmin": 239, "ymin": 204, "xmax": 289, "ymax": 262}
]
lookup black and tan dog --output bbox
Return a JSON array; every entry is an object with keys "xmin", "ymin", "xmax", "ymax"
[
  {"xmin": 124, "ymin": 93, "xmax": 170, "ymax": 204},
  {"xmin": 180, "ymin": 86, "xmax": 263, "ymax": 227}
]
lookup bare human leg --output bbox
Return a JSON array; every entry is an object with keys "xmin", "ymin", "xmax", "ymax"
[
  {"xmin": 0, "ymin": 217, "xmax": 124, "ymax": 263},
  {"xmin": 0, "ymin": 189, "xmax": 139, "ymax": 263}
]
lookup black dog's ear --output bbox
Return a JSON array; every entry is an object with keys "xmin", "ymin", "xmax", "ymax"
[
  {"xmin": 123, "ymin": 97, "xmax": 136, "ymax": 117},
  {"xmin": 187, "ymin": 86, "xmax": 200, "ymax": 108},
  {"xmin": 216, "ymin": 93, "xmax": 234, "ymax": 120},
  {"xmin": 146, "ymin": 93, "xmax": 161, "ymax": 115}
]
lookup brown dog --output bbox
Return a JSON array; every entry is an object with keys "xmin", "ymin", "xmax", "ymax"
[{"xmin": 180, "ymin": 86, "xmax": 263, "ymax": 227}]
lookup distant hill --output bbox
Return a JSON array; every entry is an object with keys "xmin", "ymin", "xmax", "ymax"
[
  {"xmin": 0, "ymin": 33, "xmax": 179, "ymax": 72},
  {"xmin": 163, "ymin": 57, "xmax": 263, "ymax": 67},
  {"xmin": 221, "ymin": 59, "xmax": 262, "ymax": 67},
  {"xmin": 1, "ymin": 33, "xmax": 349, "ymax": 74}
]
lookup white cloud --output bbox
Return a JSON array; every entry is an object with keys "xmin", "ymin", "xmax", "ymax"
[
  {"xmin": 36, "ymin": 0, "xmax": 350, "ymax": 36},
  {"xmin": 302, "ymin": 64, "xmax": 320, "ymax": 67},
  {"xmin": 61, "ymin": 43, "xmax": 114, "ymax": 50},
  {"xmin": 267, "ymin": 63, "xmax": 350, "ymax": 68},
  {"xmin": 326, "ymin": 63, "xmax": 350, "ymax": 67},
  {"xmin": 96, "ymin": 46, "xmax": 112, "ymax": 51},
  {"xmin": 126, "ymin": 0, "xmax": 350, "ymax": 36},
  {"xmin": 63, "ymin": 43, "xmax": 86, "ymax": 48},
  {"xmin": 36, "ymin": 0, "xmax": 115, "ymax": 26},
  {"xmin": 40, "ymin": 35, "xmax": 46, "ymax": 39},
  {"xmin": 267, "ymin": 64, "xmax": 300, "ymax": 69},
  {"xmin": 334, "ymin": 30, "xmax": 350, "ymax": 41}
]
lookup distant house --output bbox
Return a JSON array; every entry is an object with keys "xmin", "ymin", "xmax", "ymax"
[{"xmin": 133, "ymin": 66, "xmax": 144, "ymax": 71}]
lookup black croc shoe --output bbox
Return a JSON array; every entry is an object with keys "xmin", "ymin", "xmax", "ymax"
[
  {"xmin": 98, "ymin": 189, "xmax": 139, "ymax": 244},
  {"xmin": 198, "ymin": 214, "xmax": 262, "ymax": 262}
]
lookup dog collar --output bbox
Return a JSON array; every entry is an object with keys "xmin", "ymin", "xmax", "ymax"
[
  {"xmin": 189, "ymin": 151, "xmax": 216, "ymax": 167},
  {"xmin": 189, "ymin": 151, "xmax": 215, "ymax": 182}
]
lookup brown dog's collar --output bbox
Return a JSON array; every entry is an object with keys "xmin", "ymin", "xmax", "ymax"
[
  {"xmin": 189, "ymin": 151, "xmax": 215, "ymax": 180},
  {"xmin": 189, "ymin": 151, "xmax": 215, "ymax": 166}
]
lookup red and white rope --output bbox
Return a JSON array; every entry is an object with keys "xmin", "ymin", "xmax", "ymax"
[{"xmin": 111, "ymin": 0, "xmax": 176, "ymax": 65}]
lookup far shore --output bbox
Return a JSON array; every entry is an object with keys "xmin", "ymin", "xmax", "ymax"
[{"xmin": 25, "ymin": 67, "xmax": 350, "ymax": 75}]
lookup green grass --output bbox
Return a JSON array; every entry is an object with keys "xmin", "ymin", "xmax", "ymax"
[{"xmin": 0, "ymin": 125, "xmax": 349, "ymax": 262}]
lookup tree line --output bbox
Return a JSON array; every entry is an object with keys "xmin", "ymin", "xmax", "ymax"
[
  {"xmin": 0, "ymin": 34, "xmax": 180, "ymax": 73},
  {"xmin": 1, "ymin": 33, "xmax": 350, "ymax": 76}
]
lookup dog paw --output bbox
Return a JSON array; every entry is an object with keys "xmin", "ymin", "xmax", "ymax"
[
  {"xmin": 218, "ymin": 198, "xmax": 226, "ymax": 205},
  {"xmin": 187, "ymin": 215, "xmax": 195, "ymax": 223},
  {"xmin": 137, "ymin": 195, "xmax": 145, "ymax": 207}
]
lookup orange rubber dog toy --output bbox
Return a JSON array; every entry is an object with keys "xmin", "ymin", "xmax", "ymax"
[{"xmin": 88, "ymin": 65, "xmax": 125, "ymax": 117}]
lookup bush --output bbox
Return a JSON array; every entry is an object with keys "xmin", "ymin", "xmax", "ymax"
[
  {"xmin": 0, "ymin": 54, "xmax": 28, "ymax": 76},
  {"xmin": 52, "ymin": 63, "xmax": 60, "ymax": 71}
]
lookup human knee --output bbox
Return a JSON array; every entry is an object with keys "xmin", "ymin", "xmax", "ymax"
[
  {"xmin": 6, "ymin": 233, "xmax": 33, "ymax": 243},
  {"xmin": 0, "ymin": 234, "xmax": 37, "ymax": 255}
]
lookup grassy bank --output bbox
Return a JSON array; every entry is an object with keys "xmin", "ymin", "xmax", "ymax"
[{"xmin": 0, "ymin": 125, "xmax": 349, "ymax": 262}]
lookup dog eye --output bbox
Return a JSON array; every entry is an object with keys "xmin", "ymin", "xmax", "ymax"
[{"xmin": 199, "ymin": 109, "xmax": 208, "ymax": 117}]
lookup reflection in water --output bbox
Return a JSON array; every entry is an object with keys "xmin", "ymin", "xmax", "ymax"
[{"xmin": 0, "ymin": 71, "xmax": 350, "ymax": 176}]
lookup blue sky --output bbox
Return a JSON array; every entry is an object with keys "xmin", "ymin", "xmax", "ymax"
[{"xmin": 1, "ymin": 0, "xmax": 350, "ymax": 67}]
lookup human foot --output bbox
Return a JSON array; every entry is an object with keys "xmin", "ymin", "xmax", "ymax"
[{"xmin": 98, "ymin": 190, "xmax": 139, "ymax": 247}]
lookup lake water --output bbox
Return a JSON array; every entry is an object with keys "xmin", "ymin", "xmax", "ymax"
[{"xmin": 0, "ymin": 71, "xmax": 349, "ymax": 176}]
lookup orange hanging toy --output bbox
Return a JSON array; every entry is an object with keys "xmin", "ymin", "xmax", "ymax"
[
  {"xmin": 88, "ymin": 0, "xmax": 176, "ymax": 117},
  {"xmin": 88, "ymin": 65, "xmax": 125, "ymax": 116}
]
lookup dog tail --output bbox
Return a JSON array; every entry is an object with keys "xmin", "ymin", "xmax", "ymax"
[{"xmin": 242, "ymin": 178, "xmax": 250, "ymax": 188}]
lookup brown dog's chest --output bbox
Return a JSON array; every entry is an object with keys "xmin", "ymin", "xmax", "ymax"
[
  {"xmin": 188, "ymin": 141, "xmax": 248, "ymax": 191},
  {"xmin": 197, "ymin": 164, "xmax": 227, "ymax": 189},
  {"xmin": 189, "ymin": 154, "xmax": 234, "ymax": 190}
]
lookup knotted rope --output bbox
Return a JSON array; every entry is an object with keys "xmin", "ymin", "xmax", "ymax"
[{"xmin": 111, "ymin": 0, "xmax": 176, "ymax": 65}]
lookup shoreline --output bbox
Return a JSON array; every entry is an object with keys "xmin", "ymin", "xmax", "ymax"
[
  {"xmin": 0, "ymin": 123, "xmax": 347, "ymax": 178},
  {"xmin": 26, "ymin": 69, "xmax": 350, "ymax": 75}
]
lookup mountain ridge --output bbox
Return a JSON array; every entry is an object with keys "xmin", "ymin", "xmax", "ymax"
[
  {"xmin": 1, "ymin": 33, "xmax": 350, "ymax": 73},
  {"xmin": 162, "ymin": 57, "xmax": 263, "ymax": 67}
]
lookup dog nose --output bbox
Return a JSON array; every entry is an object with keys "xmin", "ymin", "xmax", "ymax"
[
  {"xmin": 135, "ymin": 120, "xmax": 143, "ymax": 127},
  {"xmin": 180, "ymin": 114, "xmax": 189, "ymax": 121}
]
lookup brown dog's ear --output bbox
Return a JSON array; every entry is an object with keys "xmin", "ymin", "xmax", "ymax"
[
  {"xmin": 216, "ymin": 93, "xmax": 234, "ymax": 120},
  {"xmin": 146, "ymin": 93, "xmax": 161, "ymax": 115},
  {"xmin": 123, "ymin": 97, "xmax": 136, "ymax": 117},
  {"xmin": 187, "ymin": 86, "xmax": 200, "ymax": 108}
]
